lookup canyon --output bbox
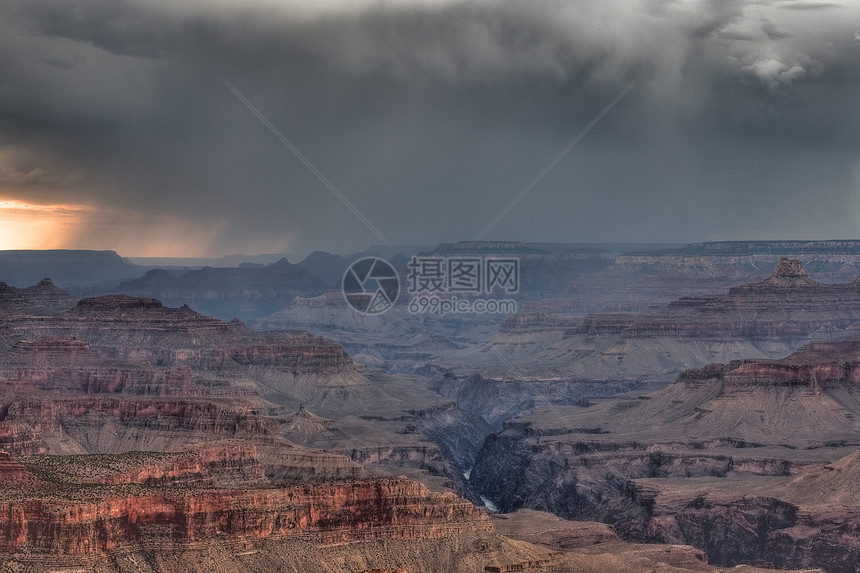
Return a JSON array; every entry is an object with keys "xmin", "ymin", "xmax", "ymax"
[
  {"xmin": 0, "ymin": 284, "xmax": 514, "ymax": 570},
  {"xmin": 8, "ymin": 245, "xmax": 860, "ymax": 570}
]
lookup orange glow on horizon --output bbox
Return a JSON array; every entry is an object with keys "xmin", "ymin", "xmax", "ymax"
[
  {"xmin": 0, "ymin": 199, "xmax": 91, "ymax": 251},
  {"xmin": 0, "ymin": 198, "xmax": 293, "ymax": 258}
]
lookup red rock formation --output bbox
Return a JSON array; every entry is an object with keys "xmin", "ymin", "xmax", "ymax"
[
  {"xmin": 3, "ymin": 397, "xmax": 278, "ymax": 447},
  {"xmin": 228, "ymin": 336, "xmax": 354, "ymax": 374},
  {"xmin": 0, "ymin": 293, "xmax": 370, "ymax": 453},
  {"xmin": 1, "ymin": 337, "xmax": 200, "ymax": 396},
  {"xmin": 0, "ymin": 450, "xmax": 40, "ymax": 488},
  {"xmin": 0, "ymin": 447, "xmax": 492, "ymax": 558},
  {"xmin": 5, "ymin": 295, "xmax": 358, "ymax": 380},
  {"xmin": 0, "ymin": 421, "xmax": 46, "ymax": 455},
  {"xmin": 86, "ymin": 442, "xmax": 268, "ymax": 487}
]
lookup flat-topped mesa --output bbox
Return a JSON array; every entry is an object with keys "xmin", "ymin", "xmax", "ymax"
[
  {"xmin": 66, "ymin": 295, "xmax": 224, "ymax": 334},
  {"xmin": 75, "ymin": 295, "xmax": 166, "ymax": 311},
  {"xmin": 676, "ymin": 340, "xmax": 860, "ymax": 390},
  {"xmin": 772, "ymin": 257, "xmax": 811, "ymax": 279},
  {"xmin": 434, "ymin": 240, "xmax": 541, "ymax": 252},
  {"xmin": 228, "ymin": 334, "xmax": 354, "ymax": 374},
  {"xmin": 44, "ymin": 295, "xmax": 239, "ymax": 349},
  {"xmin": 56, "ymin": 297, "xmax": 353, "ymax": 373},
  {"xmin": 729, "ymin": 257, "xmax": 822, "ymax": 292},
  {"xmin": 723, "ymin": 342, "xmax": 860, "ymax": 389}
]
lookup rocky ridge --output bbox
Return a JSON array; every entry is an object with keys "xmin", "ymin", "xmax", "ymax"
[
  {"xmin": 448, "ymin": 258, "xmax": 860, "ymax": 387},
  {"xmin": 0, "ymin": 278, "xmax": 77, "ymax": 315},
  {"xmin": 109, "ymin": 259, "xmax": 328, "ymax": 320}
]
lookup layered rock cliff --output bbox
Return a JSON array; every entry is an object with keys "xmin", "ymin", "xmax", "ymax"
[
  {"xmin": 621, "ymin": 448, "xmax": 860, "ymax": 573},
  {"xmin": 0, "ymin": 294, "xmax": 375, "ymax": 482},
  {"xmin": 0, "ymin": 444, "xmax": 500, "ymax": 567}
]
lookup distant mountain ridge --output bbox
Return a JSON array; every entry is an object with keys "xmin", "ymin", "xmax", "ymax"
[
  {"xmin": 0, "ymin": 250, "xmax": 138, "ymax": 289},
  {"xmin": 109, "ymin": 258, "xmax": 328, "ymax": 320},
  {"xmin": 638, "ymin": 240, "xmax": 860, "ymax": 256},
  {"xmin": 10, "ymin": 241, "xmax": 860, "ymax": 325},
  {"xmin": 460, "ymin": 258, "xmax": 860, "ymax": 385}
]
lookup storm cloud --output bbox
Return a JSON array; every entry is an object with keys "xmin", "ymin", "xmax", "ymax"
[{"xmin": 0, "ymin": 0, "xmax": 858, "ymax": 256}]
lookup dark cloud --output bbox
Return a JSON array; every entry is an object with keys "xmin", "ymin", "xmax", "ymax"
[
  {"xmin": 776, "ymin": 1, "xmax": 844, "ymax": 10},
  {"xmin": 0, "ymin": 0, "xmax": 859, "ymax": 256},
  {"xmin": 761, "ymin": 20, "xmax": 792, "ymax": 40}
]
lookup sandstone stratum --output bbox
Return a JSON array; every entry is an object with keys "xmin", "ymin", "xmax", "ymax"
[{"xmin": 0, "ymin": 442, "xmax": 536, "ymax": 572}]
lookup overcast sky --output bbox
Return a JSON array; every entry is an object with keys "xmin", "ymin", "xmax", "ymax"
[{"xmin": 1, "ymin": 0, "xmax": 859, "ymax": 257}]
